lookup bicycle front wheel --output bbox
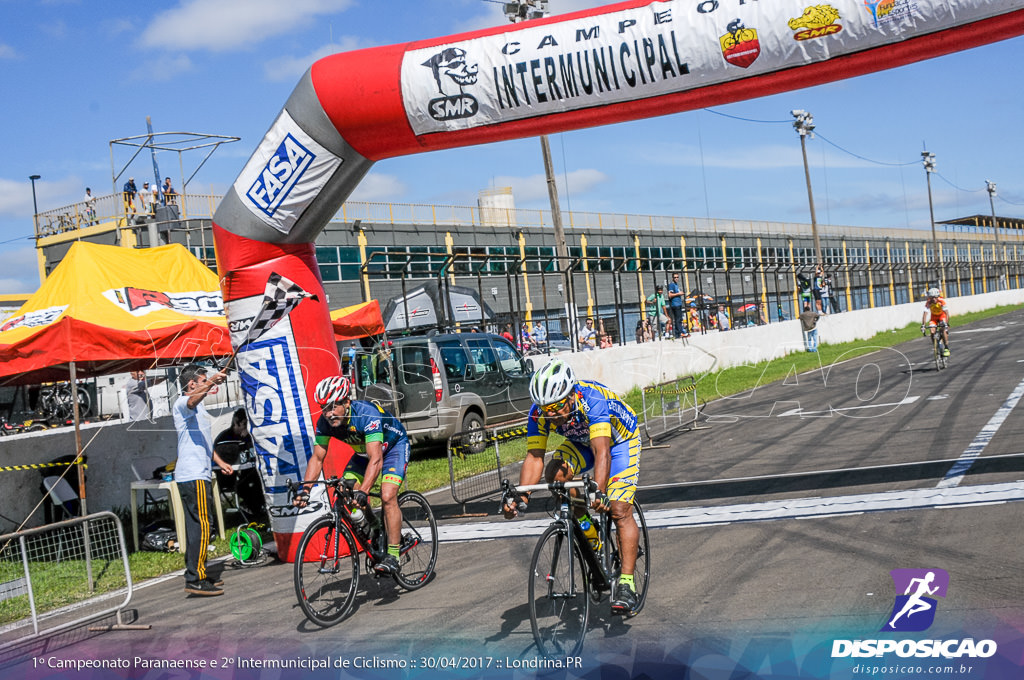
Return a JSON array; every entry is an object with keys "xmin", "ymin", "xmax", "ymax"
[
  {"xmin": 293, "ymin": 516, "xmax": 360, "ymax": 627},
  {"xmin": 529, "ymin": 524, "xmax": 589, "ymax": 657},
  {"xmin": 393, "ymin": 491, "xmax": 438, "ymax": 590},
  {"xmin": 932, "ymin": 336, "xmax": 941, "ymax": 372}
]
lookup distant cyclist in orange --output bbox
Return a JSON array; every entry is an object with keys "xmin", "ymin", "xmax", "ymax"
[{"xmin": 920, "ymin": 286, "xmax": 951, "ymax": 357}]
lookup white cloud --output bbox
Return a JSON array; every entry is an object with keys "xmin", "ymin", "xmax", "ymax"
[
  {"xmin": 0, "ymin": 43, "xmax": 16, "ymax": 59},
  {"xmin": 0, "ymin": 247, "xmax": 42, "ymax": 294},
  {"xmin": 347, "ymin": 173, "xmax": 407, "ymax": 202},
  {"xmin": 139, "ymin": 0, "xmax": 354, "ymax": 53},
  {"xmin": 489, "ymin": 168, "xmax": 608, "ymax": 203},
  {"xmin": 0, "ymin": 176, "xmax": 82, "ymax": 219},
  {"xmin": 263, "ymin": 37, "xmax": 367, "ymax": 82}
]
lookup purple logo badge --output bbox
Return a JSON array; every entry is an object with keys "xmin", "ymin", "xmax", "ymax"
[{"xmin": 882, "ymin": 568, "xmax": 949, "ymax": 632}]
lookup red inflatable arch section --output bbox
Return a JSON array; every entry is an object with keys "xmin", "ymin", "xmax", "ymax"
[{"xmin": 212, "ymin": 0, "xmax": 1024, "ymax": 560}]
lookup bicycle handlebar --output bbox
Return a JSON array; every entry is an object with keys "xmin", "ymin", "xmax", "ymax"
[{"xmin": 500, "ymin": 477, "xmax": 600, "ymax": 515}]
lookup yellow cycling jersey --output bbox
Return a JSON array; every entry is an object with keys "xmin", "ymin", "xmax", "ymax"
[{"xmin": 527, "ymin": 379, "xmax": 639, "ymax": 450}]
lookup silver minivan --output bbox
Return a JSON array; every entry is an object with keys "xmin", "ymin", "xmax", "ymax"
[{"xmin": 353, "ymin": 332, "xmax": 534, "ymax": 448}]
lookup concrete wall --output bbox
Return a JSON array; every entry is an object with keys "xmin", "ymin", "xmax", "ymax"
[
  {"xmin": 0, "ymin": 409, "xmax": 234, "ymax": 535},
  {"xmin": 1, "ymin": 289, "xmax": 1019, "ymax": 535},
  {"xmin": 541, "ymin": 288, "xmax": 1024, "ymax": 396}
]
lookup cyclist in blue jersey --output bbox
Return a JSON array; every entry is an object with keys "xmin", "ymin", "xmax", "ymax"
[
  {"xmin": 293, "ymin": 376, "xmax": 410, "ymax": 575},
  {"xmin": 503, "ymin": 359, "xmax": 643, "ymax": 615}
]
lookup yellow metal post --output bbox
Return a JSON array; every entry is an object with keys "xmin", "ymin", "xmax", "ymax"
[
  {"xmin": 581, "ymin": 233, "xmax": 593, "ymax": 318},
  {"xmin": 842, "ymin": 239, "xmax": 852, "ymax": 311},
  {"xmin": 905, "ymin": 241, "xmax": 914, "ymax": 302},
  {"xmin": 516, "ymin": 230, "xmax": 532, "ymax": 321},
  {"xmin": 866, "ymin": 241, "xmax": 874, "ymax": 308},
  {"xmin": 357, "ymin": 226, "xmax": 370, "ymax": 302},
  {"xmin": 886, "ymin": 241, "xmax": 896, "ymax": 306}
]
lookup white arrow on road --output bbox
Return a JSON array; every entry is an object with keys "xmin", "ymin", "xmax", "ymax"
[{"xmin": 774, "ymin": 395, "xmax": 919, "ymax": 417}]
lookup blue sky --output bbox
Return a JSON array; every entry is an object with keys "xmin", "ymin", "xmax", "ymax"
[{"xmin": 1, "ymin": 0, "xmax": 1022, "ymax": 293}]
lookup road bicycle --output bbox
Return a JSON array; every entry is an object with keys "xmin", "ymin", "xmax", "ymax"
[
  {"xmin": 0, "ymin": 415, "xmax": 48, "ymax": 436},
  {"xmin": 288, "ymin": 476, "xmax": 438, "ymax": 627},
  {"xmin": 38, "ymin": 382, "xmax": 92, "ymax": 422},
  {"xmin": 923, "ymin": 321, "xmax": 949, "ymax": 371},
  {"xmin": 501, "ymin": 476, "xmax": 651, "ymax": 657}
]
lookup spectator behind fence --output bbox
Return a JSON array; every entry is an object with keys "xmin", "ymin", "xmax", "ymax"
[
  {"xmin": 716, "ymin": 306, "xmax": 731, "ymax": 331},
  {"xmin": 799, "ymin": 302, "xmax": 820, "ymax": 352},
  {"xmin": 83, "ymin": 187, "xmax": 97, "ymax": 225},
  {"xmin": 122, "ymin": 177, "xmax": 138, "ymax": 217},
  {"xmin": 647, "ymin": 285, "xmax": 669, "ymax": 338},
  {"xmin": 813, "ymin": 266, "xmax": 824, "ymax": 313},
  {"xmin": 598, "ymin": 319, "xmax": 613, "ymax": 348},
  {"xmin": 667, "ymin": 273, "xmax": 686, "ymax": 338},
  {"xmin": 162, "ymin": 177, "xmax": 177, "ymax": 206},
  {"xmin": 578, "ymin": 317, "xmax": 598, "ymax": 351},
  {"xmin": 126, "ymin": 370, "xmax": 166, "ymax": 421},
  {"xmin": 174, "ymin": 363, "xmax": 232, "ymax": 597}
]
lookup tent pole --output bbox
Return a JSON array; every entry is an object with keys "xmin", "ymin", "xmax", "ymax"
[{"xmin": 69, "ymin": 361, "xmax": 87, "ymax": 516}]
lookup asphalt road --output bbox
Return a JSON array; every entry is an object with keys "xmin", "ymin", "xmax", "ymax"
[{"xmin": 4, "ymin": 309, "xmax": 1023, "ymax": 679}]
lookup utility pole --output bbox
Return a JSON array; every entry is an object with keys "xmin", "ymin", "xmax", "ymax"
[
  {"xmin": 503, "ymin": 1, "xmax": 566, "ymax": 265},
  {"xmin": 986, "ymin": 180, "xmax": 1003, "ymax": 290},
  {"xmin": 791, "ymin": 110, "xmax": 822, "ymax": 268},
  {"xmin": 921, "ymin": 150, "xmax": 944, "ymax": 291},
  {"xmin": 503, "ymin": 1, "xmax": 577, "ymax": 342}
]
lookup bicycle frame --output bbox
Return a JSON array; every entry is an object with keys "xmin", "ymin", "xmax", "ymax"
[
  {"xmin": 512, "ymin": 478, "xmax": 613, "ymax": 594},
  {"xmin": 295, "ymin": 478, "xmax": 388, "ymax": 569}
]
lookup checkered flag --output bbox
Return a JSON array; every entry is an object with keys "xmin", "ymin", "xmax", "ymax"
[{"xmin": 241, "ymin": 272, "xmax": 318, "ymax": 346}]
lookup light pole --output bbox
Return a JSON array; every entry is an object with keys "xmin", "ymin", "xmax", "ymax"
[
  {"xmin": 504, "ymin": 1, "xmax": 576, "ymax": 335},
  {"xmin": 921, "ymin": 151, "xmax": 944, "ymax": 291},
  {"xmin": 791, "ymin": 110, "xmax": 822, "ymax": 268},
  {"xmin": 29, "ymin": 174, "xmax": 41, "ymax": 236},
  {"xmin": 986, "ymin": 180, "xmax": 1003, "ymax": 290}
]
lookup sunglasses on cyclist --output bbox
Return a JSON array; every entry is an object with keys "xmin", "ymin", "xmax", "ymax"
[{"xmin": 539, "ymin": 393, "xmax": 575, "ymax": 415}]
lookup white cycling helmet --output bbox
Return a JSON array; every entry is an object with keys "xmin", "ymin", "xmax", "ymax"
[
  {"xmin": 530, "ymin": 359, "xmax": 577, "ymax": 406},
  {"xmin": 926, "ymin": 287, "xmax": 941, "ymax": 298},
  {"xmin": 314, "ymin": 376, "xmax": 351, "ymax": 406}
]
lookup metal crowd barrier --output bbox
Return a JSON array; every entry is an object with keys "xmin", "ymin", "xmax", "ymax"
[
  {"xmin": 0, "ymin": 512, "xmax": 146, "ymax": 651},
  {"xmin": 641, "ymin": 375, "xmax": 707, "ymax": 443},
  {"xmin": 447, "ymin": 422, "xmax": 529, "ymax": 510}
]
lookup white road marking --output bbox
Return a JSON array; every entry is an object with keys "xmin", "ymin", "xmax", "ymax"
[
  {"xmin": 436, "ymin": 481, "xmax": 1024, "ymax": 541},
  {"xmin": 775, "ymin": 395, "xmax": 919, "ymax": 417},
  {"xmin": 938, "ymin": 375, "xmax": 1024, "ymax": 488}
]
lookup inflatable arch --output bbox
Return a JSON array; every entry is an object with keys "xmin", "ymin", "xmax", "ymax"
[{"xmin": 212, "ymin": 0, "xmax": 1024, "ymax": 560}]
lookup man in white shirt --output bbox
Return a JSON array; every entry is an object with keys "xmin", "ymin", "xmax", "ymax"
[{"xmin": 173, "ymin": 363, "xmax": 232, "ymax": 597}]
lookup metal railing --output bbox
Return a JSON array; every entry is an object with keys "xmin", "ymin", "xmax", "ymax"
[
  {"xmin": 36, "ymin": 194, "xmax": 1024, "ymax": 244},
  {"xmin": 447, "ymin": 423, "xmax": 529, "ymax": 509},
  {"xmin": 641, "ymin": 376, "xmax": 706, "ymax": 443},
  {"xmin": 0, "ymin": 512, "xmax": 141, "ymax": 649}
]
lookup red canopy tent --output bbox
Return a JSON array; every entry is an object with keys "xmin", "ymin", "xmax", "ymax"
[
  {"xmin": 0, "ymin": 242, "xmax": 232, "ymax": 386},
  {"xmin": 330, "ymin": 300, "xmax": 384, "ymax": 341},
  {"xmin": 0, "ymin": 242, "xmax": 233, "ymax": 514}
]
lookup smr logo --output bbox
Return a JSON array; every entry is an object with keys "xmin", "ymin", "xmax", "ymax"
[
  {"xmin": 882, "ymin": 568, "xmax": 949, "ymax": 632},
  {"xmin": 422, "ymin": 47, "xmax": 479, "ymax": 121}
]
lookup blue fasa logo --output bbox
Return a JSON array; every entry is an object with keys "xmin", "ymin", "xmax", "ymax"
[
  {"xmin": 882, "ymin": 568, "xmax": 949, "ymax": 632},
  {"xmin": 246, "ymin": 134, "xmax": 314, "ymax": 217}
]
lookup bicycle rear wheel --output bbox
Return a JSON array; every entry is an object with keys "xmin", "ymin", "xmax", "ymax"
[
  {"xmin": 293, "ymin": 516, "xmax": 360, "ymax": 627},
  {"xmin": 392, "ymin": 491, "xmax": 438, "ymax": 590},
  {"xmin": 529, "ymin": 524, "xmax": 589, "ymax": 657},
  {"xmin": 604, "ymin": 502, "xmax": 651, "ymax": 615}
]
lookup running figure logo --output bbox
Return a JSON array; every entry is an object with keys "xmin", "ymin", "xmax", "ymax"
[{"xmin": 882, "ymin": 568, "xmax": 949, "ymax": 632}]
